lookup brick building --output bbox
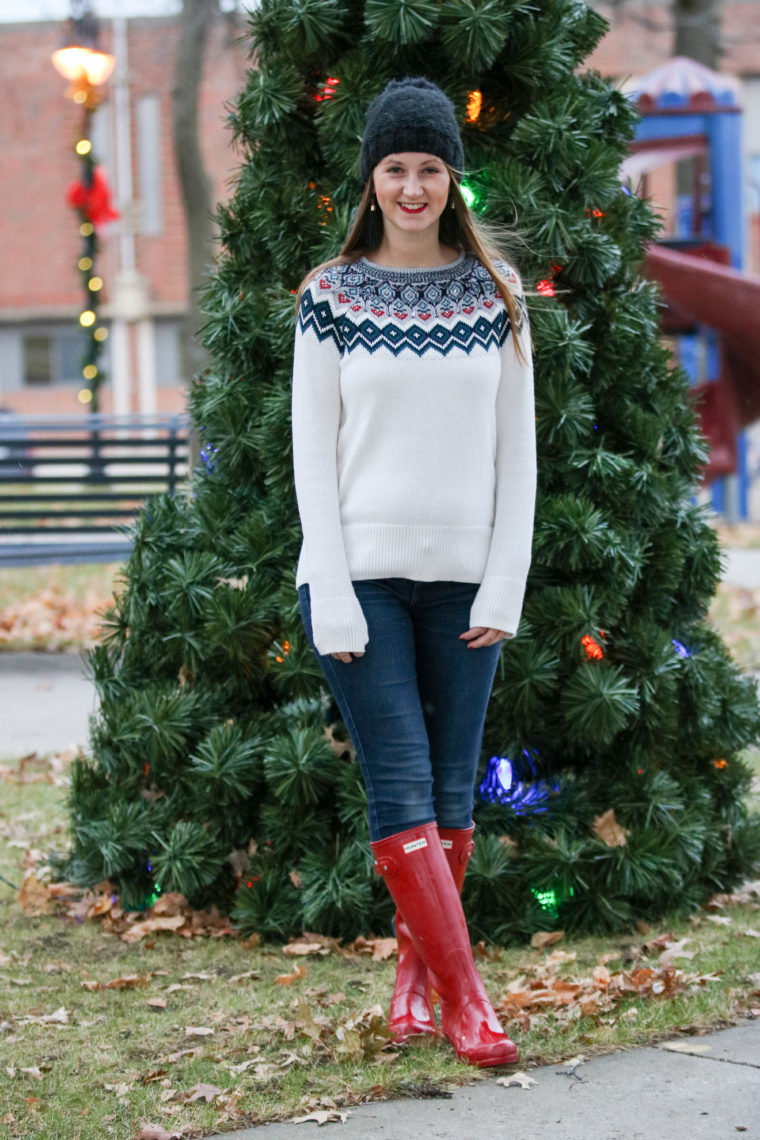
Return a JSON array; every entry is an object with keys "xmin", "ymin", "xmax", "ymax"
[
  {"xmin": 0, "ymin": 3, "xmax": 758, "ymax": 415},
  {"xmin": 0, "ymin": 11, "xmax": 247, "ymax": 414}
]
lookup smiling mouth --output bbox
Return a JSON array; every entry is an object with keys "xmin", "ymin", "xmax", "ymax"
[{"xmin": 398, "ymin": 203, "xmax": 427, "ymax": 213}]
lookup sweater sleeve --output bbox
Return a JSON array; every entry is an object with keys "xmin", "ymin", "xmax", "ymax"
[
  {"xmin": 291, "ymin": 278, "xmax": 369, "ymax": 656},
  {"xmin": 469, "ymin": 280, "xmax": 536, "ymax": 638}
]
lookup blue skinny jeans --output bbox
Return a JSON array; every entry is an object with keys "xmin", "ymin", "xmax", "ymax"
[{"xmin": 297, "ymin": 578, "xmax": 503, "ymax": 842}]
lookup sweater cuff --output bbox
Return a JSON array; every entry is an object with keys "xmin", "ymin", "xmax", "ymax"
[
  {"xmin": 309, "ymin": 593, "xmax": 370, "ymax": 656},
  {"xmin": 469, "ymin": 575, "xmax": 527, "ymax": 639}
]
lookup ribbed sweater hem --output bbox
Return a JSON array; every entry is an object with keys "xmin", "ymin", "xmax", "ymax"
[{"xmin": 295, "ymin": 523, "xmax": 493, "ymax": 588}]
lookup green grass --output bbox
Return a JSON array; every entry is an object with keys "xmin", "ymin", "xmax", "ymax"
[
  {"xmin": 1, "ymin": 755, "xmax": 759, "ymax": 1140},
  {"xmin": 0, "ymin": 563, "xmax": 122, "ymax": 612}
]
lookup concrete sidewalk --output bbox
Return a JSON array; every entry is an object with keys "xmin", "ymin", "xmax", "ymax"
[
  {"xmin": 210, "ymin": 1021, "xmax": 760, "ymax": 1140},
  {"xmin": 0, "ymin": 649, "xmax": 96, "ymax": 759}
]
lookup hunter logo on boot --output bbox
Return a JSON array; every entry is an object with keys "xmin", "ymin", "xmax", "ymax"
[{"xmin": 402, "ymin": 837, "xmax": 428, "ymax": 853}]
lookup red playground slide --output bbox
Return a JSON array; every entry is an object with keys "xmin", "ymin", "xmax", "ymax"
[{"xmin": 643, "ymin": 244, "xmax": 760, "ymax": 477}]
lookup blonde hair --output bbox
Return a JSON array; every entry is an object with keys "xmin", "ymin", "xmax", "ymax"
[{"xmin": 293, "ymin": 162, "xmax": 531, "ymax": 367}]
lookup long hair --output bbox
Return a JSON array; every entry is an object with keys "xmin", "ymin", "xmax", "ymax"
[{"xmin": 293, "ymin": 162, "xmax": 531, "ymax": 366}]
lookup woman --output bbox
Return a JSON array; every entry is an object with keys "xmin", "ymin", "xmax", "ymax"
[{"xmin": 290, "ymin": 76, "xmax": 536, "ymax": 1068}]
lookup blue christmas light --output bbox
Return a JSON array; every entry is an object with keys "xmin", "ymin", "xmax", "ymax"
[
  {"xmin": 479, "ymin": 749, "xmax": 556, "ymax": 814},
  {"xmin": 200, "ymin": 442, "xmax": 219, "ymax": 471},
  {"xmin": 672, "ymin": 638, "xmax": 690, "ymax": 658}
]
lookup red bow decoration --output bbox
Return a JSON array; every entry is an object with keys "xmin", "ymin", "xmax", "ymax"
[{"xmin": 66, "ymin": 166, "xmax": 120, "ymax": 229}]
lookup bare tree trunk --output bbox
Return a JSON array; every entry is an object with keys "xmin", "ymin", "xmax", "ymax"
[
  {"xmin": 172, "ymin": 0, "xmax": 217, "ymax": 467},
  {"xmin": 673, "ymin": 0, "xmax": 722, "ymax": 65},
  {"xmin": 673, "ymin": 0, "xmax": 722, "ymax": 204}
]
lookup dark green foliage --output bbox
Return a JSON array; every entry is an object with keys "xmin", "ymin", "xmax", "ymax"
[{"xmin": 61, "ymin": 0, "xmax": 759, "ymax": 942}]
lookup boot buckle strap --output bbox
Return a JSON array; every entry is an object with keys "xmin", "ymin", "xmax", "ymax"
[{"xmin": 373, "ymin": 855, "xmax": 399, "ymax": 878}]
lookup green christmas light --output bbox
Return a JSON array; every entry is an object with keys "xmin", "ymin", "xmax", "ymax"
[
  {"xmin": 459, "ymin": 178, "xmax": 485, "ymax": 212},
  {"xmin": 531, "ymin": 885, "xmax": 575, "ymax": 920},
  {"xmin": 532, "ymin": 887, "xmax": 558, "ymax": 913}
]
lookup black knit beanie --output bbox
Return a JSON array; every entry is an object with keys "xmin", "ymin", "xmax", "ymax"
[{"xmin": 359, "ymin": 76, "xmax": 465, "ymax": 185}]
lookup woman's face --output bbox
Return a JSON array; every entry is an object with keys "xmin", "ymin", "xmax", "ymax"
[{"xmin": 372, "ymin": 152, "xmax": 451, "ymax": 238}]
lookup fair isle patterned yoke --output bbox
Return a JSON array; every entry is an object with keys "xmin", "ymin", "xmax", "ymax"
[{"xmin": 297, "ymin": 252, "xmax": 528, "ymax": 358}]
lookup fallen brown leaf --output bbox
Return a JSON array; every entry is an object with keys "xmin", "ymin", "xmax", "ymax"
[
  {"xmin": 592, "ymin": 808, "xmax": 630, "ymax": 847},
  {"xmin": 276, "ymin": 964, "xmax": 308, "ymax": 985},
  {"xmin": 120, "ymin": 916, "xmax": 186, "ymax": 944},
  {"xmin": 496, "ymin": 1072, "xmax": 537, "ymax": 1089},
  {"xmin": 643, "ymin": 931, "xmax": 675, "ymax": 952},
  {"xmin": 185, "ymin": 1083, "xmax": 224, "ymax": 1103},
  {"xmin": 17, "ymin": 874, "xmax": 53, "ymax": 916},
  {"xmin": 283, "ymin": 941, "xmax": 331, "ymax": 957},
  {"xmin": 291, "ymin": 1110, "xmax": 349, "ymax": 1125},
  {"xmin": 351, "ymin": 936, "xmax": 397, "ymax": 961},
  {"xmin": 531, "ymin": 930, "xmax": 564, "ymax": 949}
]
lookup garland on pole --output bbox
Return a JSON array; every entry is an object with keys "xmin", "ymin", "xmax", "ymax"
[
  {"xmin": 53, "ymin": 1, "xmax": 117, "ymax": 412},
  {"xmin": 65, "ymin": 106, "xmax": 118, "ymax": 411}
]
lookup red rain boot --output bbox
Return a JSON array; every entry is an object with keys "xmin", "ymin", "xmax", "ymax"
[
  {"xmin": 387, "ymin": 826, "xmax": 475, "ymax": 1041},
  {"xmin": 372, "ymin": 821, "xmax": 518, "ymax": 1068}
]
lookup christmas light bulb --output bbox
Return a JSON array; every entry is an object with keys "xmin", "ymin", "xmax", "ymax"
[
  {"xmin": 88, "ymin": 277, "xmax": 103, "ymax": 291},
  {"xmin": 466, "ymin": 90, "xmax": 482, "ymax": 122},
  {"xmin": 80, "ymin": 222, "xmax": 94, "ymax": 237},
  {"xmin": 76, "ymin": 139, "xmax": 92, "ymax": 155},
  {"xmin": 79, "ymin": 310, "xmax": 96, "ymax": 327},
  {"xmin": 78, "ymin": 388, "xmax": 93, "ymax": 403},
  {"xmin": 94, "ymin": 327, "xmax": 108, "ymax": 342},
  {"xmin": 83, "ymin": 364, "xmax": 98, "ymax": 380},
  {"xmin": 460, "ymin": 183, "xmax": 476, "ymax": 209},
  {"xmin": 78, "ymin": 257, "xmax": 93, "ymax": 271}
]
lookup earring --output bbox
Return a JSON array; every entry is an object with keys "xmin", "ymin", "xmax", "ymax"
[
  {"xmin": 367, "ymin": 197, "xmax": 382, "ymax": 247},
  {"xmin": 450, "ymin": 200, "xmax": 455, "ymax": 209}
]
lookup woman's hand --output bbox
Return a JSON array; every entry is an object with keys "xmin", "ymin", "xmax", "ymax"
[
  {"xmin": 330, "ymin": 651, "xmax": 365, "ymax": 663},
  {"xmin": 460, "ymin": 626, "xmax": 507, "ymax": 648}
]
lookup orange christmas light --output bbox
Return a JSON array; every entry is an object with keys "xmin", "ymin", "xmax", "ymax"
[{"xmin": 466, "ymin": 90, "xmax": 482, "ymax": 122}]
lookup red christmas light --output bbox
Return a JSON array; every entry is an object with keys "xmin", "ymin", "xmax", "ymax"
[
  {"xmin": 316, "ymin": 76, "xmax": 340, "ymax": 101},
  {"xmin": 536, "ymin": 262, "xmax": 563, "ymax": 298},
  {"xmin": 581, "ymin": 634, "xmax": 604, "ymax": 660}
]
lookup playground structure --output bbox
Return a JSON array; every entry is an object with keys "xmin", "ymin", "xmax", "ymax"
[{"xmin": 625, "ymin": 57, "xmax": 760, "ymax": 518}]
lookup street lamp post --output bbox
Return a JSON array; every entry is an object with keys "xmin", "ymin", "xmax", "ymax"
[{"xmin": 52, "ymin": 0, "xmax": 117, "ymax": 416}]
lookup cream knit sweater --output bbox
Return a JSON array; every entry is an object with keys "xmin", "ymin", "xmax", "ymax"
[{"xmin": 291, "ymin": 250, "xmax": 536, "ymax": 656}]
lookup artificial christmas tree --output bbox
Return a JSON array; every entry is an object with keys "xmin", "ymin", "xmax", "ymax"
[{"xmin": 61, "ymin": 0, "xmax": 760, "ymax": 942}]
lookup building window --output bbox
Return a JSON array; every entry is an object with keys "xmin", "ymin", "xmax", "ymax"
[
  {"xmin": 155, "ymin": 320, "xmax": 182, "ymax": 387},
  {"xmin": 137, "ymin": 93, "xmax": 163, "ymax": 236},
  {"xmin": 23, "ymin": 336, "xmax": 52, "ymax": 384},
  {"xmin": 22, "ymin": 329, "xmax": 100, "ymax": 386}
]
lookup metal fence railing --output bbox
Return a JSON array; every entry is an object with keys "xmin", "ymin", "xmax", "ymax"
[{"xmin": 0, "ymin": 412, "xmax": 192, "ymax": 567}]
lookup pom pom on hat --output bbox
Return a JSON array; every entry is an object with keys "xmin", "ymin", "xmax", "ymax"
[{"xmin": 359, "ymin": 76, "xmax": 465, "ymax": 184}]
